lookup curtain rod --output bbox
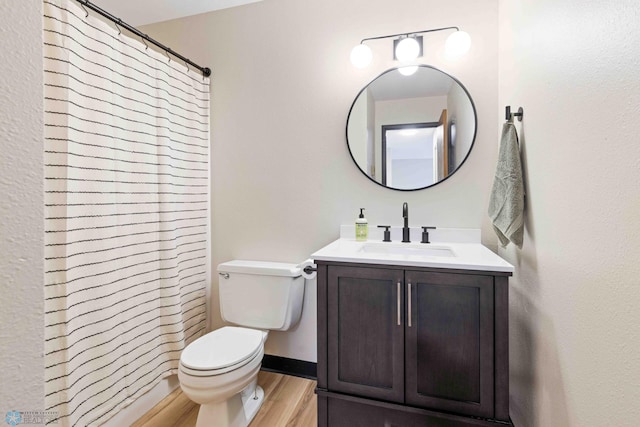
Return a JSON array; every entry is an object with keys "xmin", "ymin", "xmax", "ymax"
[{"xmin": 75, "ymin": 0, "xmax": 211, "ymax": 77}]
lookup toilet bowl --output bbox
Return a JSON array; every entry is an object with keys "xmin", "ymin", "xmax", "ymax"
[
  {"xmin": 178, "ymin": 260, "xmax": 306, "ymax": 427},
  {"xmin": 178, "ymin": 327, "xmax": 267, "ymax": 427}
]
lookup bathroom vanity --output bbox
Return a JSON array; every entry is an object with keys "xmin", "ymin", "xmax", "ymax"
[{"xmin": 312, "ymin": 229, "xmax": 514, "ymax": 427}]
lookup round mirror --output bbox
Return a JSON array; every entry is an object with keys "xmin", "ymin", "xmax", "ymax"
[{"xmin": 346, "ymin": 65, "xmax": 477, "ymax": 191}]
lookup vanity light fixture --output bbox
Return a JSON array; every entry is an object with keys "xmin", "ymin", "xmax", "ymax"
[
  {"xmin": 395, "ymin": 35, "xmax": 421, "ymax": 62},
  {"xmin": 350, "ymin": 44, "xmax": 373, "ymax": 68},
  {"xmin": 444, "ymin": 30, "xmax": 472, "ymax": 58},
  {"xmin": 350, "ymin": 26, "xmax": 471, "ymax": 69}
]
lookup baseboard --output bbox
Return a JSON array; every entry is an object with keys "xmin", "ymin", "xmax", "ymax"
[{"xmin": 261, "ymin": 355, "xmax": 317, "ymax": 380}]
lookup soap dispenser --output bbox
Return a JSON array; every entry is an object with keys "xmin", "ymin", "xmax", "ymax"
[{"xmin": 355, "ymin": 208, "xmax": 368, "ymax": 241}]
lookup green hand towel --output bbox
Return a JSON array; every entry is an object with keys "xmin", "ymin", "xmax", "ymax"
[{"xmin": 488, "ymin": 121, "xmax": 525, "ymax": 248}]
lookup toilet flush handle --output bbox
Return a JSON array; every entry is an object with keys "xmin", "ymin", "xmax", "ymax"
[{"xmin": 219, "ymin": 272, "xmax": 229, "ymax": 279}]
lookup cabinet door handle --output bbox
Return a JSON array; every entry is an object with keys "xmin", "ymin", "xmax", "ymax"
[
  {"xmin": 407, "ymin": 282, "xmax": 412, "ymax": 327},
  {"xmin": 397, "ymin": 281, "xmax": 401, "ymax": 326}
]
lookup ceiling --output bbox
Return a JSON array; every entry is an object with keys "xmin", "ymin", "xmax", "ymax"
[{"xmin": 91, "ymin": 0, "xmax": 263, "ymax": 27}]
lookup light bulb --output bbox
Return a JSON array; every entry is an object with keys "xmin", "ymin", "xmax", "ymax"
[
  {"xmin": 350, "ymin": 44, "xmax": 372, "ymax": 68},
  {"xmin": 445, "ymin": 30, "xmax": 471, "ymax": 58},
  {"xmin": 395, "ymin": 37, "xmax": 420, "ymax": 62},
  {"xmin": 398, "ymin": 65, "xmax": 418, "ymax": 76}
]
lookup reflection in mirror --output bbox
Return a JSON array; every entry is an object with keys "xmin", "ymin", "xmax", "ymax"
[
  {"xmin": 382, "ymin": 123, "xmax": 438, "ymax": 188},
  {"xmin": 347, "ymin": 65, "xmax": 476, "ymax": 191}
]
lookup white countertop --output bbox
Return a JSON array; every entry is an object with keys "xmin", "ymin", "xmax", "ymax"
[{"xmin": 311, "ymin": 232, "xmax": 514, "ymax": 274}]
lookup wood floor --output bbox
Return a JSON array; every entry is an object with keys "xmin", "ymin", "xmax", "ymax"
[{"xmin": 132, "ymin": 371, "xmax": 317, "ymax": 427}]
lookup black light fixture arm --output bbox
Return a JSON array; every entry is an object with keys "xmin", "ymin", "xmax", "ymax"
[
  {"xmin": 360, "ymin": 26, "xmax": 460, "ymax": 44},
  {"xmin": 74, "ymin": 0, "xmax": 212, "ymax": 77}
]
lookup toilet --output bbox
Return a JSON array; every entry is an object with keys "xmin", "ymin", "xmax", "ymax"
[{"xmin": 178, "ymin": 260, "xmax": 306, "ymax": 427}]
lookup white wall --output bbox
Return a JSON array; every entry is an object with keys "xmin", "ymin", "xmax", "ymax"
[
  {"xmin": 0, "ymin": 0, "xmax": 45, "ymax": 413},
  {"xmin": 142, "ymin": 0, "xmax": 499, "ymax": 362},
  {"xmin": 498, "ymin": 1, "xmax": 640, "ymax": 426}
]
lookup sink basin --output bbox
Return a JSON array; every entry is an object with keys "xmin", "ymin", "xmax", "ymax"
[{"xmin": 359, "ymin": 242, "xmax": 455, "ymax": 258}]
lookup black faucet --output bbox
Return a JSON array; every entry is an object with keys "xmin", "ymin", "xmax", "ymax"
[{"xmin": 402, "ymin": 202, "xmax": 410, "ymax": 243}]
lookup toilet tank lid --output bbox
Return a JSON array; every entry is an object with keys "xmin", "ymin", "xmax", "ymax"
[{"xmin": 217, "ymin": 260, "xmax": 302, "ymax": 277}]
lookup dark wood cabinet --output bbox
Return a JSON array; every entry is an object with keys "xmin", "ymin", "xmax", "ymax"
[
  {"xmin": 405, "ymin": 270, "xmax": 494, "ymax": 418},
  {"xmin": 327, "ymin": 265, "xmax": 404, "ymax": 402},
  {"xmin": 316, "ymin": 262, "xmax": 513, "ymax": 427}
]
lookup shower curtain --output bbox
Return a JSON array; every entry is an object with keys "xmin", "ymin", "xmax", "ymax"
[{"xmin": 43, "ymin": 1, "xmax": 209, "ymax": 425}]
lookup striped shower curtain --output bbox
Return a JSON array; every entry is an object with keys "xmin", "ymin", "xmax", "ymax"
[{"xmin": 43, "ymin": 1, "xmax": 209, "ymax": 425}]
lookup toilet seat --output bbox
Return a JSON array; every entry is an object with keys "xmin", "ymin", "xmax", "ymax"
[
  {"xmin": 179, "ymin": 347, "xmax": 263, "ymax": 377},
  {"xmin": 180, "ymin": 326, "xmax": 264, "ymax": 377}
]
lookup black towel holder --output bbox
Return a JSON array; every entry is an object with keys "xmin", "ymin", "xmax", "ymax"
[{"xmin": 505, "ymin": 106, "xmax": 524, "ymax": 122}]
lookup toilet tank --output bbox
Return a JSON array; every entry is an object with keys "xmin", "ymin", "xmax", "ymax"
[{"xmin": 217, "ymin": 260, "xmax": 305, "ymax": 331}]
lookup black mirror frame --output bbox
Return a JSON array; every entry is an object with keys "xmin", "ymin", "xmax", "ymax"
[{"xmin": 346, "ymin": 65, "xmax": 478, "ymax": 192}]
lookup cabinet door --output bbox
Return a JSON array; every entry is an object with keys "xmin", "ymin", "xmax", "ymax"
[
  {"xmin": 405, "ymin": 271, "xmax": 494, "ymax": 418},
  {"xmin": 328, "ymin": 265, "xmax": 405, "ymax": 403}
]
